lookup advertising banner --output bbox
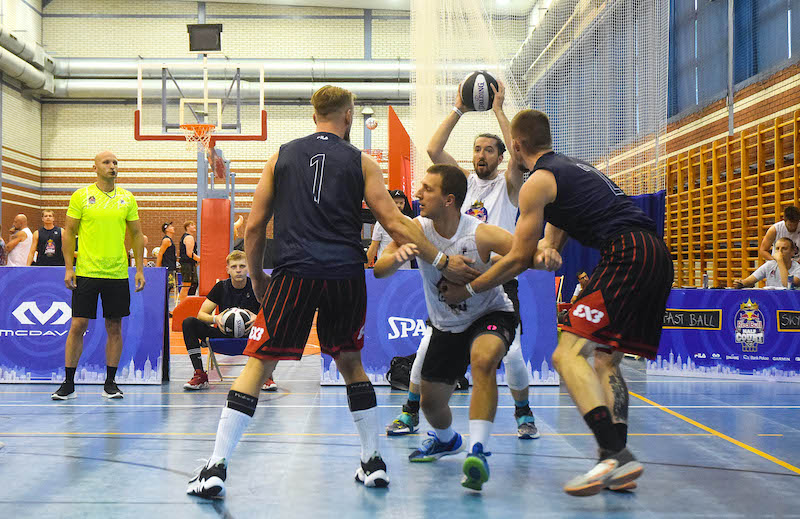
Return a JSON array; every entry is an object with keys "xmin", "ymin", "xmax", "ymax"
[
  {"xmin": 0, "ymin": 267, "xmax": 167, "ymax": 384},
  {"xmin": 322, "ymin": 270, "xmax": 559, "ymax": 386},
  {"xmin": 647, "ymin": 289, "xmax": 800, "ymax": 382}
]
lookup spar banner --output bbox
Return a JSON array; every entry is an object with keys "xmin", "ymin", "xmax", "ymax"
[
  {"xmin": 648, "ymin": 289, "xmax": 800, "ymax": 382},
  {"xmin": 321, "ymin": 270, "xmax": 559, "ymax": 386},
  {"xmin": 0, "ymin": 267, "xmax": 167, "ymax": 384}
]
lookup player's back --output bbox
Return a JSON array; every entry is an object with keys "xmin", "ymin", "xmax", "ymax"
[
  {"xmin": 272, "ymin": 132, "xmax": 366, "ymax": 278},
  {"xmin": 534, "ymin": 152, "xmax": 656, "ymax": 249}
]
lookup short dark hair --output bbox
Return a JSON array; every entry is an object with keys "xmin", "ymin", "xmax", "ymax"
[
  {"xmin": 577, "ymin": 271, "xmax": 588, "ymax": 279},
  {"xmin": 784, "ymin": 206, "xmax": 800, "ymax": 222},
  {"xmin": 511, "ymin": 109, "xmax": 552, "ymax": 154},
  {"xmin": 427, "ymin": 164, "xmax": 467, "ymax": 208},
  {"xmin": 474, "ymin": 133, "xmax": 506, "ymax": 155}
]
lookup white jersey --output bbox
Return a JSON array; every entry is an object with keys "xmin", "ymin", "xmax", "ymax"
[
  {"xmin": 753, "ymin": 260, "xmax": 800, "ymax": 288},
  {"xmin": 417, "ymin": 215, "xmax": 513, "ymax": 332},
  {"xmin": 7, "ymin": 227, "xmax": 32, "ymax": 266},
  {"xmin": 771, "ymin": 220, "xmax": 800, "ymax": 260},
  {"xmin": 372, "ymin": 220, "xmax": 411, "ymax": 269},
  {"xmin": 461, "ymin": 172, "xmax": 518, "ymax": 232}
]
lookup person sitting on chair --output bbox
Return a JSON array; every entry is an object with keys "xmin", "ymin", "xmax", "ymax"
[
  {"xmin": 182, "ymin": 250, "xmax": 276, "ymax": 391},
  {"xmin": 733, "ymin": 237, "xmax": 800, "ymax": 289}
]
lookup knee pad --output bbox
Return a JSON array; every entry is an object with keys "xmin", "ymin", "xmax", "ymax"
[
  {"xmin": 409, "ymin": 326, "xmax": 432, "ymax": 386},
  {"xmin": 503, "ymin": 328, "xmax": 530, "ymax": 390}
]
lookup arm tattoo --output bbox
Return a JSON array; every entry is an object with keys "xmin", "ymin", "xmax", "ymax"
[{"xmin": 608, "ymin": 372, "xmax": 629, "ymax": 422}]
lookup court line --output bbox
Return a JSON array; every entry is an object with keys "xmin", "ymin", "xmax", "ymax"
[
  {"xmin": 758, "ymin": 434, "xmax": 785, "ymax": 437},
  {"xmin": 1, "ymin": 403, "xmax": 799, "ymax": 409},
  {"xmin": 630, "ymin": 391, "xmax": 800, "ymax": 476},
  {"xmin": 0, "ymin": 431, "xmax": 715, "ymax": 437}
]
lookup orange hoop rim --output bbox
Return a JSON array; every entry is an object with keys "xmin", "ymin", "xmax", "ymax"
[{"xmin": 180, "ymin": 123, "xmax": 216, "ymax": 150}]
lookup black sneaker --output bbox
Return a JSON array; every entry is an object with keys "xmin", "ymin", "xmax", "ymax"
[
  {"xmin": 51, "ymin": 382, "xmax": 76, "ymax": 400},
  {"xmin": 354, "ymin": 454, "xmax": 389, "ymax": 488},
  {"xmin": 102, "ymin": 381, "xmax": 123, "ymax": 399},
  {"xmin": 187, "ymin": 459, "xmax": 227, "ymax": 499}
]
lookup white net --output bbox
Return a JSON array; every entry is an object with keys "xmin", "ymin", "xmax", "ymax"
[{"xmin": 410, "ymin": 0, "xmax": 669, "ymax": 196}]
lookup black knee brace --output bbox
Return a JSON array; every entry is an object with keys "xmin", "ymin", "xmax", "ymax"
[{"xmin": 346, "ymin": 381, "xmax": 377, "ymax": 412}]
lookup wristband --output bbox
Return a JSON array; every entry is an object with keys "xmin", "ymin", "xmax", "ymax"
[
  {"xmin": 453, "ymin": 106, "xmax": 463, "ymax": 117},
  {"xmin": 434, "ymin": 251, "xmax": 445, "ymax": 269},
  {"xmin": 442, "ymin": 255, "xmax": 450, "ymax": 270},
  {"xmin": 465, "ymin": 283, "xmax": 477, "ymax": 296}
]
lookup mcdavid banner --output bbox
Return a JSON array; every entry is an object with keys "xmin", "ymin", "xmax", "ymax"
[{"xmin": 0, "ymin": 267, "xmax": 167, "ymax": 384}]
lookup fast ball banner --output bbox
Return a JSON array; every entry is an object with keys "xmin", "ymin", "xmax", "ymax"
[
  {"xmin": 0, "ymin": 267, "xmax": 167, "ymax": 384},
  {"xmin": 321, "ymin": 270, "xmax": 559, "ymax": 386},
  {"xmin": 647, "ymin": 289, "xmax": 800, "ymax": 382}
]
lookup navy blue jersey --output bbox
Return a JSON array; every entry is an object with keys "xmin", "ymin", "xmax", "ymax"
[
  {"xmin": 534, "ymin": 152, "xmax": 656, "ymax": 249},
  {"xmin": 272, "ymin": 132, "xmax": 365, "ymax": 278}
]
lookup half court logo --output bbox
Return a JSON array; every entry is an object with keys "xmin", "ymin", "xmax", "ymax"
[{"xmin": 1, "ymin": 302, "xmax": 72, "ymax": 337}]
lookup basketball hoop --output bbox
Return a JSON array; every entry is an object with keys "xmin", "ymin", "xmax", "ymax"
[{"xmin": 180, "ymin": 123, "xmax": 216, "ymax": 152}]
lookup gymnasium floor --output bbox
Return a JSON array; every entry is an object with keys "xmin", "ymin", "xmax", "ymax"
[{"xmin": 1, "ymin": 353, "xmax": 799, "ymax": 518}]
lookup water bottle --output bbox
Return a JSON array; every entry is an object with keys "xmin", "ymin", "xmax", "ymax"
[
  {"xmin": 702, "ymin": 273, "xmax": 708, "ymax": 289},
  {"xmin": 789, "ymin": 275, "xmax": 794, "ymax": 290}
]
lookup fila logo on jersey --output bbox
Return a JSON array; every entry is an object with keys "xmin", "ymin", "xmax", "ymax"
[
  {"xmin": 317, "ymin": 135, "xmax": 329, "ymax": 140},
  {"xmin": 572, "ymin": 304, "xmax": 605, "ymax": 324}
]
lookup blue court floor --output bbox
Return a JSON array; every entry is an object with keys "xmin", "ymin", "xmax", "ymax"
[{"xmin": 1, "ymin": 355, "xmax": 799, "ymax": 519}]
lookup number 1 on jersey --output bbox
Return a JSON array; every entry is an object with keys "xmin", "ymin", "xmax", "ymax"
[{"xmin": 310, "ymin": 153, "xmax": 326, "ymax": 203}]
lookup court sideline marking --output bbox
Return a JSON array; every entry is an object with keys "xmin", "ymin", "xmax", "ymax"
[{"xmin": 630, "ymin": 391, "xmax": 800, "ymax": 476}]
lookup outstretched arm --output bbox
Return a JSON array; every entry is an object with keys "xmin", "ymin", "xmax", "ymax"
[
  {"xmin": 492, "ymin": 81, "xmax": 524, "ymax": 205},
  {"xmin": 427, "ymin": 87, "xmax": 471, "ymax": 177}
]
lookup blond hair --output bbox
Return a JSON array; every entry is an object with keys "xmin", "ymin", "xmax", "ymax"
[
  {"xmin": 226, "ymin": 250, "xmax": 246, "ymax": 264},
  {"xmin": 311, "ymin": 85, "xmax": 355, "ymax": 118},
  {"xmin": 183, "ymin": 220, "xmax": 195, "ymax": 230}
]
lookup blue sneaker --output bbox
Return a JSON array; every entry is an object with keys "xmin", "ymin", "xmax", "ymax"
[
  {"xmin": 461, "ymin": 443, "xmax": 491, "ymax": 491},
  {"xmin": 408, "ymin": 431, "xmax": 464, "ymax": 462}
]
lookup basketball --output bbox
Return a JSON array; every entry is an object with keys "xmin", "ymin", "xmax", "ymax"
[
  {"xmin": 219, "ymin": 307, "xmax": 253, "ymax": 338},
  {"xmin": 366, "ymin": 117, "xmax": 378, "ymax": 130},
  {"xmin": 460, "ymin": 71, "xmax": 498, "ymax": 112}
]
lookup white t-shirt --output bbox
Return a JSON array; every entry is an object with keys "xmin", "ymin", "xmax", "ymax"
[
  {"xmin": 417, "ymin": 215, "xmax": 513, "ymax": 332},
  {"xmin": 7, "ymin": 227, "xmax": 33, "ymax": 267},
  {"xmin": 753, "ymin": 260, "xmax": 800, "ymax": 288},
  {"xmin": 372, "ymin": 221, "xmax": 411, "ymax": 269},
  {"xmin": 572, "ymin": 283, "xmax": 582, "ymax": 298},
  {"xmin": 771, "ymin": 221, "xmax": 800, "ymax": 260},
  {"xmin": 129, "ymin": 247, "xmax": 149, "ymax": 267},
  {"xmin": 461, "ymin": 172, "xmax": 518, "ymax": 233}
]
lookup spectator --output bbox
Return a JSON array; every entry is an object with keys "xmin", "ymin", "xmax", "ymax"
[
  {"xmin": 129, "ymin": 235, "xmax": 149, "ymax": 267},
  {"xmin": 27, "ymin": 209, "xmax": 65, "ymax": 266},
  {"xmin": 233, "ymin": 215, "xmax": 245, "ymax": 251},
  {"xmin": 156, "ymin": 222, "xmax": 178, "ymax": 293},
  {"xmin": 366, "ymin": 189, "xmax": 413, "ymax": 267},
  {"xmin": 735, "ymin": 237, "xmax": 800, "ymax": 288},
  {"xmin": 6, "ymin": 214, "xmax": 33, "ymax": 267},
  {"xmin": 181, "ymin": 250, "xmax": 275, "ymax": 391},
  {"xmin": 179, "ymin": 221, "xmax": 201, "ymax": 300},
  {"xmin": 570, "ymin": 271, "xmax": 590, "ymax": 303},
  {"xmin": 759, "ymin": 206, "xmax": 800, "ymax": 262},
  {"xmin": 0, "ymin": 236, "xmax": 6, "ymax": 266}
]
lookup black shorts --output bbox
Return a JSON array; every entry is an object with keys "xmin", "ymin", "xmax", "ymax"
[
  {"xmin": 502, "ymin": 279, "xmax": 522, "ymax": 333},
  {"xmin": 562, "ymin": 229, "xmax": 673, "ymax": 359},
  {"xmin": 245, "ymin": 270, "xmax": 367, "ymax": 361},
  {"xmin": 180, "ymin": 262, "xmax": 197, "ymax": 285},
  {"xmin": 71, "ymin": 276, "xmax": 131, "ymax": 319},
  {"xmin": 421, "ymin": 311, "xmax": 518, "ymax": 385}
]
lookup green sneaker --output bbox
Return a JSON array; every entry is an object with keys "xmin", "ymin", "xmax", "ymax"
[{"xmin": 461, "ymin": 443, "xmax": 491, "ymax": 491}]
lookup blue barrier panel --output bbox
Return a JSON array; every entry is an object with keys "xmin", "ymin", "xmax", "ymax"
[
  {"xmin": 321, "ymin": 270, "xmax": 559, "ymax": 386},
  {"xmin": 0, "ymin": 267, "xmax": 167, "ymax": 384},
  {"xmin": 647, "ymin": 289, "xmax": 800, "ymax": 382}
]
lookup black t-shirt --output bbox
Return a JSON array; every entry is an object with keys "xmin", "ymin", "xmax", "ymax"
[{"xmin": 206, "ymin": 278, "xmax": 260, "ymax": 314}]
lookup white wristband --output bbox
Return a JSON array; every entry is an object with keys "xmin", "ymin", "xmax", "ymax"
[
  {"xmin": 452, "ymin": 106, "xmax": 463, "ymax": 117},
  {"xmin": 433, "ymin": 251, "xmax": 444, "ymax": 269},
  {"xmin": 465, "ymin": 283, "xmax": 477, "ymax": 296}
]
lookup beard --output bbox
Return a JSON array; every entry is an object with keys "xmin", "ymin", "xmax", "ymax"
[{"xmin": 474, "ymin": 162, "xmax": 497, "ymax": 179}]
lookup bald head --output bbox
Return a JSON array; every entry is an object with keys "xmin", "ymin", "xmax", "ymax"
[
  {"xmin": 13, "ymin": 214, "xmax": 27, "ymax": 228},
  {"xmin": 93, "ymin": 151, "xmax": 118, "ymax": 181}
]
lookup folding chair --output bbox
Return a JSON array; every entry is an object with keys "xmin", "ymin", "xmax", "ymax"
[{"xmin": 206, "ymin": 337, "xmax": 249, "ymax": 381}]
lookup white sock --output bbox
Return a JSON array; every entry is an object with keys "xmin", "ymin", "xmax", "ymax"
[
  {"xmin": 210, "ymin": 407, "xmax": 252, "ymax": 465},
  {"xmin": 433, "ymin": 426, "xmax": 456, "ymax": 443},
  {"xmin": 469, "ymin": 419, "xmax": 493, "ymax": 450},
  {"xmin": 351, "ymin": 406, "xmax": 380, "ymax": 463}
]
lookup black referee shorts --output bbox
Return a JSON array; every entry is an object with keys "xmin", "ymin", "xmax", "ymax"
[{"xmin": 71, "ymin": 276, "xmax": 131, "ymax": 319}]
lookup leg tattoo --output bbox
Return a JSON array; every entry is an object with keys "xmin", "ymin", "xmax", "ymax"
[{"xmin": 608, "ymin": 370, "xmax": 629, "ymax": 423}]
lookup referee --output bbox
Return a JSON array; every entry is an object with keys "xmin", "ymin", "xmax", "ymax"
[{"xmin": 52, "ymin": 150, "xmax": 146, "ymax": 400}]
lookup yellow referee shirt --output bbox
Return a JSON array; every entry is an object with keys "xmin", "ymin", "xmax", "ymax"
[{"xmin": 66, "ymin": 184, "xmax": 139, "ymax": 279}]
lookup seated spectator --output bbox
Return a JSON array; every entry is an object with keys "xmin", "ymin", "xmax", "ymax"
[
  {"xmin": 734, "ymin": 238, "xmax": 800, "ymax": 289},
  {"xmin": 759, "ymin": 206, "xmax": 800, "ymax": 262},
  {"xmin": 570, "ymin": 271, "xmax": 590, "ymax": 303},
  {"xmin": 366, "ymin": 189, "xmax": 414, "ymax": 268},
  {"xmin": 181, "ymin": 250, "xmax": 276, "ymax": 391}
]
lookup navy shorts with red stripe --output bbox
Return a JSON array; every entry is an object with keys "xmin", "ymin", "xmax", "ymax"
[
  {"xmin": 244, "ymin": 270, "xmax": 367, "ymax": 361},
  {"xmin": 561, "ymin": 229, "xmax": 673, "ymax": 359}
]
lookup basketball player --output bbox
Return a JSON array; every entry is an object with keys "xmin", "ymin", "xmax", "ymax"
[
  {"xmin": 182, "ymin": 250, "xmax": 262, "ymax": 390},
  {"xmin": 442, "ymin": 110, "xmax": 673, "ymax": 496},
  {"xmin": 26, "ymin": 209, "xmax": 65, "ymax": 266},
  {"xmin": 156, "ymin": 222, "xmax": 178, "ymax": 293},
  {"xmin": 52, "ymin": 150, "xmax": 146, "ymax": 400},
  {"xmin": 375, "ymin": 165, "xmax": 553, "ymax": 490},
  {"xmin": 386, "ymin": 80, "xmax": 539, "ymax": 440},
  {"xmin": 5, "ymin": 213, "xmax": 33, "ymax": 267},
  {"xmin": 179, "ymin": 221, "xmax": 201, "ymax": 300},
  {"xmin": 186, "ymin": 85, "xmax": 479, "ymax": 499}
]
